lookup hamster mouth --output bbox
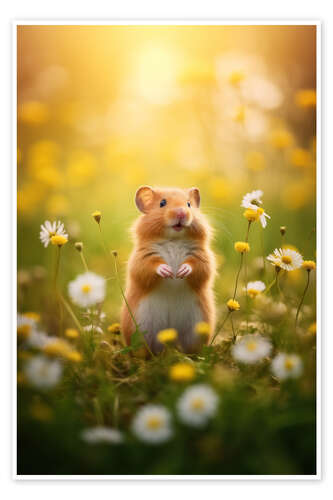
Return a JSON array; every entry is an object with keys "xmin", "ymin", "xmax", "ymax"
[{"xmin": 172, "ymin": 222, "xmax": 184, "ymax": 232}]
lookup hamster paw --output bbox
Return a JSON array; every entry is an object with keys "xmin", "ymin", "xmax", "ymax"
[
  {"xmin": 176, "ymin": 263, "xmax": 192, "ymax": 279},
  {"xmin": 157, "ymin": 264, "xmax": 174, "ymax": 278}
]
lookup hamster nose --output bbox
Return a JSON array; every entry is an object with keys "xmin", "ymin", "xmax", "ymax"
[{"xmin": 176, "ymin": 209, "xmax": 186, "ymax": 220}]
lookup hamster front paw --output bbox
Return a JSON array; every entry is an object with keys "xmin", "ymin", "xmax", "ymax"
[
  {"xmin": 157, "ymin": 264, "xmax": 174, "ymax": 278},
  {"xmin": 176, "ymin": 263, "xmax": 192, "ymax": 279}
]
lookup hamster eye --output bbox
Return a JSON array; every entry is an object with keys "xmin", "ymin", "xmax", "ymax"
[
  {"xmin": 160, "ymin": 199, "xmax": 167, "ymax": 207},
  {"xmin": 187, "ymin": 201, "xmax": 191, "ymax": 207}
]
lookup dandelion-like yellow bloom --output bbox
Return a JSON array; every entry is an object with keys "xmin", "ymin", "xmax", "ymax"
[
  {"xmin": 228, "ymin": 70, "xmax": 245, "ymax": 86},
  {"xmin": 234, "ymin": 241, "xmax": 250, "ymax": 253},
  {"xmin": 243, "ymin": 208, "xmax": 261, "ymax": 222},
  {"xmin": 227, "ymin": 299, "xmax": 240, "ymax": 312},
  {"xmin": 43, "ymin": 339, "xmax": 72, "ymax": 357},
  {"xmin": 50, "ymin": 235, "xmax": 68, "ymax": 246},
  {"xmin": 92, "ymin": 210, "xmax": 102, "ymax": 223},
  {"xmin": 169, "ymin": 362, "xmax": 195, "ymax": 382},
  {"xmin": 65, "ymin": 351, "xmax": 83, "ymax": 363},
  {"xmin": 308, "ymin": 322, "xmax": 316, "ymax": 335},
  {"xmin": 157, "ymin": 328, "xmax": 178, "ymax": 344},
  {"xmin": 302, "ymin": 260, "xmax": 316, "ymax": 271},
  {"xmin": 195, "ymin": 321, "xmax": 211, "ymax": 338},
  {"xmin": 107, "ymin": 323, "xmax": 121, "ymax": 334},
  {"xmin": 65, "ymin": 328, "xmax": 79, "ymax": 339},
  {"xmin": 23, "ymin": 312, "xmax": 40, "ymax": 322},
  {"xmin": 270, "ymin": 129, "xmax": 293, "ymax": 150},
  {"xmin": 295, "ymin": 89, "xmax": 316, "ymax": 108},
  {"xmin": 290, "ymin": 148, "xmax": 312, "ymax": 168}
]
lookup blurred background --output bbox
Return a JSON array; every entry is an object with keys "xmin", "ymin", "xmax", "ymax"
[
  {"xmin": 17, "ymin": 24, "xmax": 316, "ymax": 327},
  {"xmin": 17, "ymin": 24, "xmax": 317, "ymax": 477}
]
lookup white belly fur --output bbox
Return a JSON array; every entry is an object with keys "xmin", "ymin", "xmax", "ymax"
[{"xmin": 135, "ymin": 240, "xmax": 204, "ymax": 353}]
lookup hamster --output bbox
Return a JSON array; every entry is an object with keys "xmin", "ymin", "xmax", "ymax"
[{"xmin": 121, "ymin": 186, "xmax": 216, "ymax": 354}]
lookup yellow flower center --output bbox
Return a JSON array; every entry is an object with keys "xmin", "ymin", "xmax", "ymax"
[
  {"xmin": 282, "ymin": 255, "xmax": 292, "ymax": 265},
  {"xmin": 257, "ymin": 207, "xmax": 264, "ymax": 216},
  {"xmin": 284, "ymin": 359, "xmax": 294, "ymax": 371},
  {"xmin": 191, "ymin": 397, "xmax": 205, "ymax": 411},
  {"xmin": 146, "ymin": 416, "xmax": 162, "ymax": 430},
  {"xmin": 50, "ymin": 235, "xmax": 68, "ymax": 246},
  {"xmin": 81, "ymin": 284, "xmax": 91, "ymax": 293},
  {"xmin": 246, "ymin": 341, "xmax": 257, "ymax": 352}
]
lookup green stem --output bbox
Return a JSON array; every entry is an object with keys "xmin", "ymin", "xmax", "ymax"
[
  {"xmin": 230, "ymin": 314, "xmax": 237, "ymax": 343},
  {"xmin": 260, "ymin": 227, "xmax": 266, "ymax": 277},
  {"xmin": 53, "ymin": 246, "xmax": 61, "ymax": 291},
  {"xmin": 59, "ymin": 294, "xmax": 83, "ymax": 333},
  {"xmin": 295, "ymin": 270, "xmax": 311, "ymax": 329},
  {"xmin": 80, "ymin": 252, "xmax": 89, "ymax": 272},
  {"xmin": 210, "ymin": 311, "xmax": 231, "ymax": 345},
  {"xmin": 233, "ymin": 253, "xmax": 244, "ymax": 300}
]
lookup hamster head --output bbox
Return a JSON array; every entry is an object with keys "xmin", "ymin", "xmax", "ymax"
[{"xmin": 134, "ymin": 186, "xmax": 210, "ymax": 241}]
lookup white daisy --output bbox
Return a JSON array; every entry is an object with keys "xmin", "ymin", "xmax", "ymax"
[
  {"xmin": 241, "ymin": 189, "xmax": 264, "ymax": 210},
  {"xmin": 131, "ymin": 405, "xmax": 173, "ymax": 444},
  {"xmin": 27, "ymin": 331, "xmax": 58, "ymax": 349},
  {"xmin": 17, "ymin": 314, "xmax": 37, "ymax": 338},
  {"xmin": 81, "ymin": 426, "xmax": 124, "ymax": 445},
  {"xmin": 267, "ymin": 248, "xmax": 303, "ymax": 271},
  {"xmin": 24, "ymin": 355, "xmax": 63, "ymax": 389},
  {"xmin": 177, "ymin": 384, "xmax": 218, "ymax": 428},
  {"xmin": 83, "ymin": 325, "xmax": 104, "ymax": 334},
  {"xmin": 245, "ymin": 280, "xmax": 266, "ymax": 298},
  {"xmin": 68, "ymin": 272, "xmax": 106, "ymax": 308},
  {"xmin": 241, "ymin": 189, "xmax": 270, "ymax": 228},
  {"xmin": 232, "ymin": 334, "xmax": 272, "ymax": 364},
  {"xmin": 40, "ymin": 220, "xmax": 68, "ymax": 248},
  {"xmin": 271, "ymin": 353, "xmax": 303, "ymax": 381}
]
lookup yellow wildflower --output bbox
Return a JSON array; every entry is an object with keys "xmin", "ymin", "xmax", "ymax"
[
  {"xmin": 107, "ymin": 323, "xmax": 121, "ymax": 335},
  {"xmin": 65, "ymin": 351, "xmax": 83, "ymax": 363},
  {"xmin": 227, "ymin": 299, "xmax": 240, "ymax": 312},
  {"xmin": 234, "ymin": 241, "xmax": 250, "ymax": 253},
  {"xmin": 43, "ymin": 339, "xmax": 72, "ymax": 357},
  {"xmin": 243, "ymin": 208, "xmax": 260, "ymax": 222},
  {"xmin": 295, "ymin": 89, "xmax": 316, "ymax": 108},
  {"xmin": 23, "ymin": 312, "xmax": 40, "ymax": 322},
  {"xmin": 50, "ymin": 235, "xmax": 68, "ymax": 246},
  {"xmin": 302, "ymin": 260, "xmax": 316, "ymax": 271},
  {"xmin": 157, "ymin": 328, "xmax": 178, "ymax": 345},
  {"xmin": 195, "ymin": 321, "xmax": 211, "ymax": 338},
  {"xmin": 169, "ymin": 362, "xmax": 195, "ymax": 382},
  {"xmin": 65, "ymin": 328, "xmax": 79, "ymax": 339}
]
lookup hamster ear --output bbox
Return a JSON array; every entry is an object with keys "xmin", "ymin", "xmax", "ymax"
[
  {"xmin": 189, "ymin": 187, "xmax": 200, "ymax": 208},
  {"xmin": 135, "ymin": 186, "xmax": 155, "ymax": 213}
]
